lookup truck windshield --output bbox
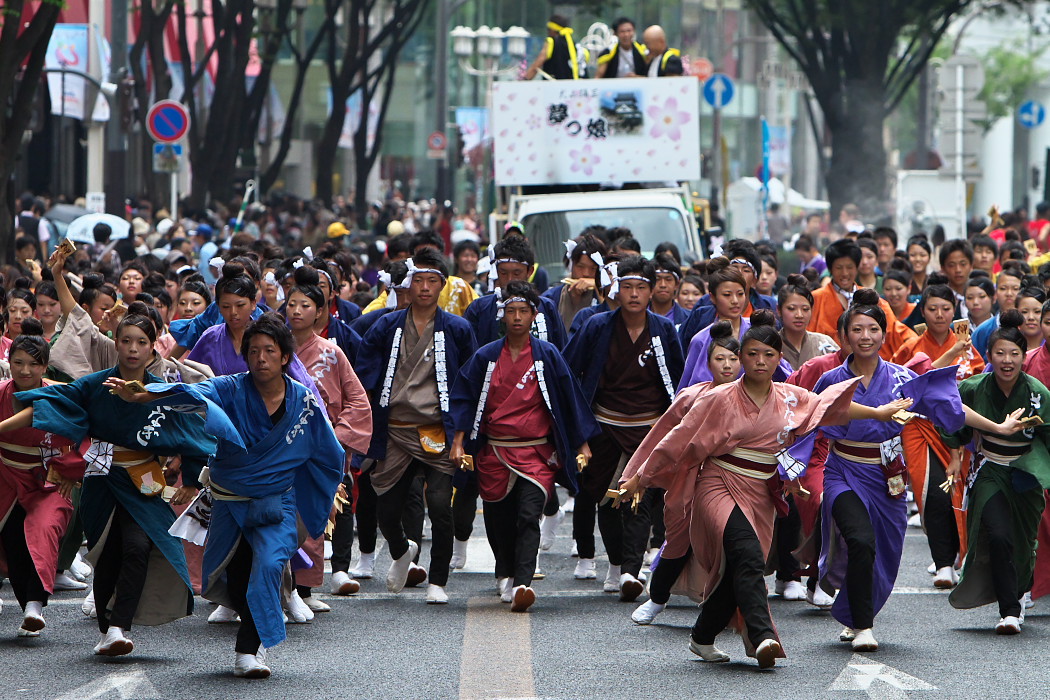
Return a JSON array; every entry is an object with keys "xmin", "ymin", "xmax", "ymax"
[{"xmin": 523, "ymin": 207, "xmax": 691, "ymax": 280}]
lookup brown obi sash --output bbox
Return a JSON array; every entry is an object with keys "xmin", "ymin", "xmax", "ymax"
[
  {"xmin": 112, "ymin": 447, "xmax": 165, "ymax": 497},
  {"xmin": 831, "ymin": 439, "xmax": 882, "ymax": 464},
  {"xmin": 487, "ymin": 436, "xmax": 549, "ymax": 448},
  {"xmin": 0, "ymin": 441, "xmax": 72, "ymax": 470},
  {"xmin": 710, "ymin": 448, "xmax": 779, "ymax": 480},
  {"xmin": 593, "ymin": 404, "xmax": 661, "ymax": 429}
]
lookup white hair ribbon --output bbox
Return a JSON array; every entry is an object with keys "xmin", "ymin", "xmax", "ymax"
[
  {"xmin": 292, "ymin": 258, "xmax": 305, "ymax": 269},
  {"xmin": 564, "ymin": 239, "xmax": 578, "ymax": 260},
  {"xmin": 600, "ymin": 261, "xmax": 616, "ymax": 291},
  {"xmin": 303, "ymin": 246, "xmax": 314, "ymax": 260},
  {"xmin": 589, "ymin": 251, "xmax": 604, "ymax": 269}
]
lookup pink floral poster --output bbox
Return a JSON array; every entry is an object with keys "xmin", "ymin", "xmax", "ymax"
[{"xmin": 491, "ymin": 77, "xmax": 701, "ymax": 186}]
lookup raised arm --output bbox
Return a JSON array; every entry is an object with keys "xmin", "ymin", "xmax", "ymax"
[{"xmin": 48, "ymin": 248, "xmax": 79, "ymax": 316}]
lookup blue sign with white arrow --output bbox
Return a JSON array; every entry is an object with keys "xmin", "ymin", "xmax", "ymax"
[
  {"xmin": 1019, "ymin": 100, "xmax": 1046, "ymax": 129},
  {"xmin": 703, "ymin": 73, "xmax": 736, "ymax": 109}
]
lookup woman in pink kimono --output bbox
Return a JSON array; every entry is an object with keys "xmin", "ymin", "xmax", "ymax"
[
  {"xmin": 285, "ymin": 266, "xmax": 373, "ymax": 608},
  {"xmin": 618, "ymin": 310, "xmax": 910, "ymax": 669},
  {"xmin": 625, "ymin": 319, "xmax": 741, "ymax": 626},
  {"xmin": 0, "ymin": 319, "xmax": 84, "ymax": 637}
]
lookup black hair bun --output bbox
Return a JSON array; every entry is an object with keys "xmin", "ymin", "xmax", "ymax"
[
  {"xmin": 709, "ymin": 319, "xmax": 734, "ymax": 340},
  {"xmin": 18, "ymin": 317, "xmax": 44, "ymax": 337},
  {"xmin": 14, "ymin": 277, "xmax": 32, "ymax": 290},
  {"xmin": 126, "ymin": 300, "xmax": 152, "ymax": 317},
  {"xmin": 999, "ymin": 308, "xmax": 1024, "ymax": 331},
  {"xmin": 750, "ymin": 308, "xmax": 776, "ymax": 328},
  {"xmin": 852, "ymin": 288, "xmax": 881, "ymax": 307},
  {"xmin": 221, "ymin": 261, "xmax": 245, "ymax": 279},
  {"xmin": 293, "ymin": 264, "xmax": 320, "ymax": 286},
  {"xmin": 785, "ymin": 273, "xmax": 808, "ymax": 288},
  {"xmin": 81, "ymin": 272, "xmax": 105, "ymax": 290}
]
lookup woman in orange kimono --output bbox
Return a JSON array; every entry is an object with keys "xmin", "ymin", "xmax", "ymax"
[
  {"xmin": 892, "ymin": 284, "xmax": 984, "ymax": 588},
  {"xmin": 618, "ymin": 310, "xmax": 909, "ymax": 669},
  {"xmin": 285, "ymin": 266, "xmax": 372, "ymax": 607},
  {"xmin": 808, "ymin": 240, "xmax": 915, "ymax": 360}
]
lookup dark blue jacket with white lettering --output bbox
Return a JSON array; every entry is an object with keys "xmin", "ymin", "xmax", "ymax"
[
  {"xmin": 463, "ymin": 293, "xmax": 567, "ymax": 350},
  {"xmin": 325, "ymin": 316, "xmax": 362, "ymax": 366},
  {"xmin": 678, "ymin": 288, "xmax": 778, "ymax": 347},
  {"xmin": 356, "ymin": 307, "xmax": 478, "ymax": 460},
  {"xmin": 335, "ymin": 297, "xmax": 362, "ymax": 323},
  {"xmin": 563, "ymin": 308, "xmax": 684, "ymax": 407},
  {"xmin": 449, "ymin": 338, "xmax": 600, "ymax": 491}
]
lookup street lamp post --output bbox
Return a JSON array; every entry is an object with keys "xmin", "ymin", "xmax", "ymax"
[
  {"xmin": 450, "ymin": 24, "xmax": 529, "ymax": 221},
  {"xmin": 105, "ymin": 0, "xmax": 128, "ymax": 216}
]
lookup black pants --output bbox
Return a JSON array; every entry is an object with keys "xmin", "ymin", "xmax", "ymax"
[
  {"xmin": 982, "ymin": 490, "xmax": 1022, "ymax": 618},
  {"xmin": 572, "ymin": 487, "xmax": 655, "ymax": 577},
  {"xmin": 923, "ymin": 455, "xmax": 959, "ymax": 569},
  {"xmin": 649, "ymin": 489, "xmax": 666, "ymax": 549},
  {"xmin": 542, "ymin": 489, "xmax": 561, "ymax": 517},
  {"xmin": 376, "ymin": 461, "xmax": 453, "ymax": 586},
  {"xmin": 832, "ymin": 490, "xmax": 876, "ymax": 629},
  {"xmin": 775, "ymin": 496, "xmax": 802, "ymax": 581},
  {"xmin": 0, "ymin": 504, "xmax": 49, "ymax": 610},
  {"xmin": 330, "ymin": 473, "xmax": 357, "ymax": 573},
  {"xmin": 452, "ymin": 471, "xmax": 479, "ymax": 541},
  {"xmin": 92, "ymin": 504, "xmax": 152, "ymax": 633},
  {"xmin": 225, "ymin": 538, "xmax": 261, "ymax": 655},
  {"xmin": 649, "ymin": 548, "xmax": 691, "ymax": 605},
  {"xmin": 483, "ymin": 479, "xmax": 546, "ymax": 587},
  {"xmin": 692, "ymin": 507, "xmax": 775, "ymax": 647}
]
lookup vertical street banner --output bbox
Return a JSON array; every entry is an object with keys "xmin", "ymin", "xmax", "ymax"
[
  {"xmin": 46, "ymin": 24, "xmax": 91, "ymax": 120},
  {"xmin": 491, "ymin": 77, "xmax": 701, "ymax": 186}
]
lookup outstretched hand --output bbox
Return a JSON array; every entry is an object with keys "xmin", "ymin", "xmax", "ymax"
[
  {"xmin": 996, "ymin": 408, "xmax": 1028, "ymax": 436},
  {"xmin": 103, "ymin": 377, "xmax": 151, "ymax": 403},
  {"xmin": 873, "ymin": 397, "xmax": 914, "ymax": 422}
]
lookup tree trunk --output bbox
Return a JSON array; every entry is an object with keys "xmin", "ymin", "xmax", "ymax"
[
  {"xmin": 824, "ymin": 79, "xmax": 889, "ymax": 220},
  {"xmin": 315, "ymin": 91, "xmax": 348, "ymax": 205}
]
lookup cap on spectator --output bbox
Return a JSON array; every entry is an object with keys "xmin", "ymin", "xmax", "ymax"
[
  {"xmin": 328, "ymin": 221, "xmax": 350, "ymax": 238},
  {"xmin": 387, "ymin": 220, "xmax": 406, "ymax": 237},
  {"xmin": 132, "ymin": 217, "xmax": 150, "ymax": 236},
  {"xmin": 196, "ymin": 223, "xmax": 214, "ymax": 240},
  {"xmin": 156, "ymin": 218, "xmax": 174, "ymax": 236}
]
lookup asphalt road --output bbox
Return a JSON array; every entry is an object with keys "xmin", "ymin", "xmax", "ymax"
[{"xmin": 2, "ymin": 499, "xmax": 1048, "ymax": 700}]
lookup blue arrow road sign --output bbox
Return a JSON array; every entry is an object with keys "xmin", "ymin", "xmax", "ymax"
[
  {"xmin": 1019, "ymin": 100, "xmax": 1046, "ymax": 129},
  {"xmin": 703, "ymin": 73, "xmax": 736, "ymax": 109}
]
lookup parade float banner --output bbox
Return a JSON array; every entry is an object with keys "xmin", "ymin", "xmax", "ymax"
[{"xmin": 491, "ymin": 76, "xmax": 701, "ymax": 186}]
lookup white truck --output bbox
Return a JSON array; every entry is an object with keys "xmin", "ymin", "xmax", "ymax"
[
  {"xmin": 505, "ymin": 186, "xmax": 705, "ymax": 280},
  {"xmin": 489, "ymin": 76, "xmax": 706, "ymax": 276}
]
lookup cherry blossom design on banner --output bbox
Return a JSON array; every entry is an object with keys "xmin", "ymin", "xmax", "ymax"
[{"xmin": 492, "ymin": 77, "xmax": 701, "ymax": 186}]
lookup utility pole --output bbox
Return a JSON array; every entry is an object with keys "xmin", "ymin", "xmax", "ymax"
[
  {"xmin": 105, "ymin": 0, "xmax": 128, "ymax": 216},
  {"xmin": 435, "ymin": 0, "xmax": 449, "ymax": 203}
]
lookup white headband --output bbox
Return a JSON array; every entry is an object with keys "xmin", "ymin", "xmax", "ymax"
[
  {"xmin": 564, "ymin": 239, "xmax": 577, "ymax": 259},
  {"xmin": 602, "ymin": 261, "xmax": 649, "ymax": 299},
  {"xmin": 209, "ymin": 256, "xmax": 225, "ymax": 271},
  {"xmin": 730, "ymin": 257, "xmax": 758, "ymax": 276},
  {"xmin": 401, "ymin": 259, "xmax": 446, "ymax": 288},
  {"xmin": 494, "ymin": 287, "xmax": 537, "ymax": 320}
]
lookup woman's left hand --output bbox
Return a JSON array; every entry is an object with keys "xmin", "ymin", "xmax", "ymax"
[
  {"xmin": 873, "ymin": 397, "xmax": 913, "ymax": 421},
  {"xmin": 102, "ymin": 377, "xmax": 151, "ymax": 403}
]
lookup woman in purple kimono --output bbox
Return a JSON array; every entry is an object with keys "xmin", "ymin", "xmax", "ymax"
[{"xmin": 815, "ymin": 289, "xmax": 1024, "ymax": 653}]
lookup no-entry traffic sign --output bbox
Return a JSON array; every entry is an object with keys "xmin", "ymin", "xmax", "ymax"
[{"xmin": 146, "ymin": 100, "xmax": 190, "ymax": 143}]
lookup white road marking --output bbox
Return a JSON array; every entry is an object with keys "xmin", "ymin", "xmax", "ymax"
[
  {"xmin": 52, "ymin": 670, "xmax": 161, "ymax": 700},
  {"xmin": 829, "ymin": 654, "xmax": 936, "ymax": 698}
]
